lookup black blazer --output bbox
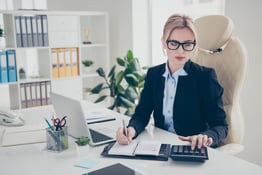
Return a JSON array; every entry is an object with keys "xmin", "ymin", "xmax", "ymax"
[{"xmin": 128, "ymin": 60, "xmax": 228, "ymax": 147}]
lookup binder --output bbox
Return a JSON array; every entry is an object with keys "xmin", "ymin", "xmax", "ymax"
[
  {"xmin": 25, "ymin": 83, "xmax": 32, "ymax": 108},
  {"xmin": 58, "ymin": 48, "xmax": 65, "ymax": 77},
  {"xmin": 64, "ymin": 48, "xmax": 71, "ymax": 77},
  {"xmin": 101, "ymin": 142, "xmax": 171, "ymax": 161},
  {"xmin": 20, "ymin": 16, "xmax": 28, "ymax": 47},
  {"xmin": 70, "ymin": 48, "xmax": 79, "ymax": 76},
  {"xmin": 25, "ymin": 16, "xmax": 33, "ymax": 47},
  {"xmin": 51, "ymin": 49, "xmax": 59, "ymax": 78},
  {"xmin": 41, "ymin": 15, "xmax": 49, "ymax": 47},
  {"xmin": 35, "ymin": 82, "xmax": 41, "ymax": 106},
  {"xmin": 14, "ymin": 16, "xmax": 23, "ymax": 47},
  {"xmin": 46, "ymin": 81, "xmax": 51, "ymax": 105},
  {"xmin": 30, "ymin": 82, "xmax": 37, "ymax": 107},
  {"xmin": 36, "ymin": 15, "xmax": 43, "ymax": 47},
  {"xmin": 40, "ymin": 81, "xmax": 47, "ymax": 105},
  {"xmin": 20, "ymin": 83, "xmax": 26, "ymax": 108},
  {"xmin": 31, "ymin": 16, "xmax": 38, "ymax": 47},
  {"xmin": 6, "ymin": 50, "xmax": 17, "ymax": 82},
  {"xmin": 0, "ymin": 50, "xmax": 8, "ymax": 83}
]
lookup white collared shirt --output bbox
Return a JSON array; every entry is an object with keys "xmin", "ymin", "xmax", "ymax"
[{"xmin": 162, "ymin": 63, "xmax": 188, "ymax": 133}]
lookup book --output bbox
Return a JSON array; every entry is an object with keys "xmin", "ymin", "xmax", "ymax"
[
  {"xmin": 6, "ymin": 50, "xmax": 17, "ymax": 82},
  {"xmin": 101, "ymin": 141, "xmax": 171, "ymax": 161}
]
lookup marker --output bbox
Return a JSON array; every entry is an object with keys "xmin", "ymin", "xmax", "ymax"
[{"xmin": 44, "ymin": 118, "xmax": 54, "ymax": 131}]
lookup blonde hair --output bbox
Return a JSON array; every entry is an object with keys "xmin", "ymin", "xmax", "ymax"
[{"xmin": 162, "ymin": 14, "xmax": 198, "ymax": 56}]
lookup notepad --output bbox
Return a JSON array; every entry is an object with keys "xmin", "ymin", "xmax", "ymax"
[{"xmin": 108, "ymin": 140, "xmax": 161, "ymax": 156}]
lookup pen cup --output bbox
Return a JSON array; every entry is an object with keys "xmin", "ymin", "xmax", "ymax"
[{"xmin": 46, "ymin": 126, "xmax": 69, "ymax": 152}]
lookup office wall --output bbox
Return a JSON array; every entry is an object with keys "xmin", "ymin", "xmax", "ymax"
[
  {"xmin": 225, "ymin": 0, "xmax": 262, "ymax": 166},
  {"xmin": 47, "ymin": 0, "xmax": 132, "ymax": 67}
]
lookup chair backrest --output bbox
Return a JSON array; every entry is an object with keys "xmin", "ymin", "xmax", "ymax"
[{"xmin": 192, "ymin": 15, "xmax": 248, "ymax": 146}]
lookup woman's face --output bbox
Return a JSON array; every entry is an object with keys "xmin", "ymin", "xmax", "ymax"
[{"xmin": 163, "ymin": 27, "xmax": 195, "ymax": 69}]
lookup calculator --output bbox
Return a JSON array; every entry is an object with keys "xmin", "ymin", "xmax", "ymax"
[{"xmin": 170, "ymin": 145, "xmax": 209, "ymax": 162}]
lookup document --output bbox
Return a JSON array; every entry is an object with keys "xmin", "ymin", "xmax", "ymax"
[
  {"xmin": 83, "ymin": 108, "xmax": 115, "ymax": 124},
  {"xmin": 108, "ymin": 140, "xmax": 162, "ymax": 156}
]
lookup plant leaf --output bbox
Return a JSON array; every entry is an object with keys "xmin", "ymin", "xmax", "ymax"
[
  {"xmin": 94, "ymin": 95, "xmax": 107, "ymax": 103},
  {"xmin": 125, "ymin": 87, "xmax": 138, "ymax": 101},
  {"xmin": 90, "ymin": 83, "xmax": 104, "ymax": 94},
  {"xmin": 116, "ymin": 57, "xmax": 125, "ymax": 66},
  {"xmin": 126, "ymin": 50, "xmax": 133, "ymax": 62},
  {"xmin": 118, "ymin": 95, "xmax": 135, "ymax": 108},
  {"xmin": 125, "ymin": 74, "xmax": 139, "ymax": 86},
  {"xmin": 116, "ymin": 71, "xmax": 124, "ymax": 85},
  {"xmin": 108, "ymin": 65, "xmax": 116, "ymax": 77},
  {"xmin": 96, "ymin": 68, "xmax": 105, "ymax": 77}
]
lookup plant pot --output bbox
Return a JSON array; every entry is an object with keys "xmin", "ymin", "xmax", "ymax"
[
  {"xmin": 75, "ymin": 143, "xmax": 90, "ymax": 157},
  {"xmin": 19, "ymin": 73, "xmax": 26, "ymax": 79}
]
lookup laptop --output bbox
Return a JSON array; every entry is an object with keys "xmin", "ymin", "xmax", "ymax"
[{"xmin": 50, "ymin": 92, "xmax": 116, "ymax": 146}]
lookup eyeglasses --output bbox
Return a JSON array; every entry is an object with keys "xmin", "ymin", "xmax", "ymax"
[{"xmin": 166, "ymin": 40, "xmax": 196, "ymax": 51}]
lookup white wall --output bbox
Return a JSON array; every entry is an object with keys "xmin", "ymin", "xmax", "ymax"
[
  {"xmin": 47, "ymin": 0, "xmax": 132, "ymax": 67},
  {"xmin": 225, "ymin": 0, "xmax": 262, "ymax": 166}
]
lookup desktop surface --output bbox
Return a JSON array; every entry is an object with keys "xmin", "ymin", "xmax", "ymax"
[{"xmin": 0, "ymin": 104, "xmax": 262, "ymax": 175}]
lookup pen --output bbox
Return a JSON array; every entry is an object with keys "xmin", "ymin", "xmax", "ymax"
[
  {"xmin": 44, "ymin": 118, "xmax": 54, "ymax": 131},
  {"xmin": 122, "ymin": 119, "xmax": 129, "ymax": 144}
]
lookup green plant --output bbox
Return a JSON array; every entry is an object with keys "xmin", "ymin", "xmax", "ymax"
[
  {"xmin": 0, "ymin": 26, "xmax": 4, "ymax": 37},
  {"xmin": 82, "ymin": 60, "xmax": 94, "ymax": 67},
  {"xmin": 90, "ymin": 50, "xmax": 147, "ymax": 116},
  {"xmin": 19, "ymin": 68, "xmax": 25, "ymax": 74},
  {"xmin": 75, "ymin": 136, "xmax": 90, "ymax": 146}
]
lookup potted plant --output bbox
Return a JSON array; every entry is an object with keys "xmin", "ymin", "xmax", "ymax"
[
  {"xmin": 75, "ymin": 136, "xmax": 90, "ymax": 146},
  {"xmin": 19, "ymin": 68, "xmax": 26, "ymax": 79},
  {"xmin": 82, "ymin": 60, "xmax": 94, "ymax": 73},
  {"xmin": 89, "ymin": 50, "xmax": 148, "ymax": 116},
  {"xmin": 0, "ymin": 25, "xmax": 6, "ymax": 49}
]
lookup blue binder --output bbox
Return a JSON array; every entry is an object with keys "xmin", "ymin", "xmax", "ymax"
[
  {"xmin": 0, "ymin": 50, "xmax": 8, "ymax": 83},
  {"xmin": 6, "ymin": 50, "xmax": 17, "ymax": 82}
]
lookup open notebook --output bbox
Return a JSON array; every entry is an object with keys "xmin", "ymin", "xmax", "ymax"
[{"xmin": 108, "ymin": 140, "xmax": 162, "ymax": 156}]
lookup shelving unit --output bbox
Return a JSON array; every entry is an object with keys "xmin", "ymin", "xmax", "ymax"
[{"xmin": 0, "ymin": 10, "xmax": 110, "ymax": 109}]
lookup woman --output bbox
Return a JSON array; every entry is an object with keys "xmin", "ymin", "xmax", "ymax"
[{"xmin": 116, "ymin": 14, "xmax": 228, "ymax": 149}]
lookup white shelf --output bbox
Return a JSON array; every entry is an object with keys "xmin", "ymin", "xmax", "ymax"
[{"xmin": 0, "ymin": 10, "xmax": 110, "ymax": 109}]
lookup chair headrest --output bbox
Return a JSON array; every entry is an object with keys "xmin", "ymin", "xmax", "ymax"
[{"xmin": 194, "ymin": 15, "xmax": 234, "ymax": 52}]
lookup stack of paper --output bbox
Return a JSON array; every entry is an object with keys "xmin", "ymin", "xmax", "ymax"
[{"xmin": 2, "ymin": 124, "xmax": 46, "ymax": 146}]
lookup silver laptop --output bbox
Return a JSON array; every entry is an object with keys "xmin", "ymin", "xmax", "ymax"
[{"xmin": 50, "ymin": 92, "xmax": 116, "ymax": 146}]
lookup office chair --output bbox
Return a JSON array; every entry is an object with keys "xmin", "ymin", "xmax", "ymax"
[{"xmin": 192, "ymin": 15, "xmax": 248, "ymax": 155}]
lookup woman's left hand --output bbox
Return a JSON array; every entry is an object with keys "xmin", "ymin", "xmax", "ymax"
[{"xmin": 178, "ymin": 134, "xmax": 213, "ymax": 150}]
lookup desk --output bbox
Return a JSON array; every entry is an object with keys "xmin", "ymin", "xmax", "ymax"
[{"xmin": 1, "ymin": 104, "xmax": 262, "ymax": 175}]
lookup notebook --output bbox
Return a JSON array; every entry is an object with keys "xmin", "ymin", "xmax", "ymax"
[{"xmin": 50, "ymin": 92, "xmax": 116, "ymax": 146}]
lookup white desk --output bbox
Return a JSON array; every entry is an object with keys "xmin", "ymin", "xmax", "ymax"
[{"xmin": 1, "ymin": 104, "xmax": 262, "ymax": 175}]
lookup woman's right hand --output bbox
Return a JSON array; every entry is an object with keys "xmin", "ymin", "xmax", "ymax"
[{"xmin": 116, "ymin": 126, "xmax": 136, "ymax": 145}]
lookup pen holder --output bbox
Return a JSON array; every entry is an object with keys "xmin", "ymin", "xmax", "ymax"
[{"xmin": 46, "ymin": 126, "xmax": 69, "ymax": 152}]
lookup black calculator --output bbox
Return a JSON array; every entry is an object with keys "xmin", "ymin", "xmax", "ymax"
[{"xmin": 170, "ymin": 145, "xmax": 209, "ymax": 162}]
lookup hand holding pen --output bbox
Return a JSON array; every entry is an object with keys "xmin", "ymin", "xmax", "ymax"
[{"xmin": 116, "ymin": 120, "xmax": 136, "ymax": 145}]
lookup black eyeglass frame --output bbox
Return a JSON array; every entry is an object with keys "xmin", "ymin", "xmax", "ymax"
[{"xmin": 166, "ymin": 40, "xmax": 196, "ymax": 51}]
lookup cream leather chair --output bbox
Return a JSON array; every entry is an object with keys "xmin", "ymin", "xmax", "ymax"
[{"xmin": 192, "ymin": 15, "xmax": 248, "ymax": 155}]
